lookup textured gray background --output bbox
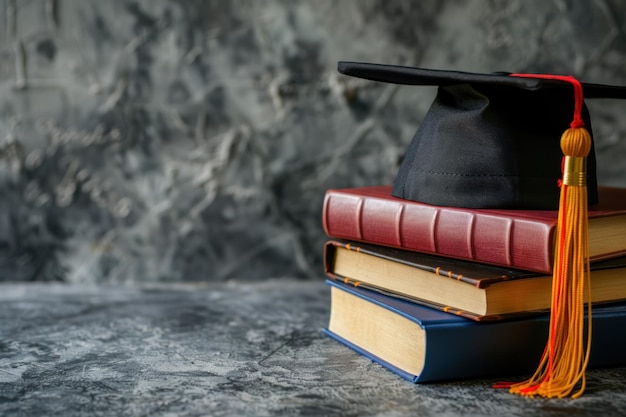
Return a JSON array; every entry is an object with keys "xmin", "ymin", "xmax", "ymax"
[
  {"xmin": 3, "ymin": 281, "xmax": 626, "ymax": 417},
  {"xmin": 1, "ymin": 0, "xmax": 626, "ymax": 283}
]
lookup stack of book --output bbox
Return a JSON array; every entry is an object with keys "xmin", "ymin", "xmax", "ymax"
[{"xmin": 321, "ymin": 185, "xmax": 626, "ymax": 383}]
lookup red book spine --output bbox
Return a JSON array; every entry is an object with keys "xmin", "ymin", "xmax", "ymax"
[{"xmin": 322, "ymin": 188, "xmax": 555, "ymax": 273}]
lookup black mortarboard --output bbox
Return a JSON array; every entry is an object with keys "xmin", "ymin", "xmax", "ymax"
[
  {"xmin": 336, "ymin": 61, "xmax": 626, "ymax": 399},
  {"xmin": 337, "ymin": 61, "xmax": 626, "ymax": 209}
]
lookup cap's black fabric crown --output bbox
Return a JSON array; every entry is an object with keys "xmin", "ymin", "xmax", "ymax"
[{"xmin": 338, "ymin": 62, "xmax": 626, "ymax": 209}]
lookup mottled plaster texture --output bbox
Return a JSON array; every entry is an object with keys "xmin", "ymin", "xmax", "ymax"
[
  {"xmin": 2, "ymin": 281, "xmax": 626, "ymax": 417},
  {"xmin": 1, "ymin": 0, "xmax": 626, "ymax": 284}
]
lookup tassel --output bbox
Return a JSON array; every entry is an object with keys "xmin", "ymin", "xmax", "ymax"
[{"xmin": 494, "ymin": 75, "xmax": 593, "ymax": 399}]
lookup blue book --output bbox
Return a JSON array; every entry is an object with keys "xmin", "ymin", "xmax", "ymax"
[{"xmin": 324, "ymin": 279, "xmax": 626, "ymax": 383}]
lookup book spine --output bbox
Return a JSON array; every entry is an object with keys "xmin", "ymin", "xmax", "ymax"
[{"xmin": 323, "ymin": 191, "xmax": 555, "ymax": 273}]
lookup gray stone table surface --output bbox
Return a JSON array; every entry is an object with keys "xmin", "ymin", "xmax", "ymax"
[{"xmin": 1, "ymin": 279, "xmax": 626, "ymax": 417}]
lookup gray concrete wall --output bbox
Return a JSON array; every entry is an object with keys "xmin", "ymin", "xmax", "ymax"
[{"xmin": 1, "ymin": 0, "xmax": 625, "ymax": 283}]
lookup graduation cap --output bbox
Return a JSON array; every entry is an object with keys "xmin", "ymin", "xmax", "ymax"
[
  {"xmin": 337, "ymin": 61, "xmax": 626, "ymax": 399},
  {"xmin": 339, "ymin": 61, "xmax": 626, "ymax": 209}
]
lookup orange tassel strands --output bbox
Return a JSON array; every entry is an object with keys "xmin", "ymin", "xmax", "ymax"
[{"xmin": 495, "ymin": 75, "xmax": 593, "ymax": 399}]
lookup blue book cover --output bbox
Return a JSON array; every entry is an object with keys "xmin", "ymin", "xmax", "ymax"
[{"xmin": 324, "ymin": 279, "xmax": 626, "ymax": 383}]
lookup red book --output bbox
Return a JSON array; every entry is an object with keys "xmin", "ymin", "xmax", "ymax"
[{"xmin": 322, "ymin": 185, "xmax": 626, "ymax": 273}]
